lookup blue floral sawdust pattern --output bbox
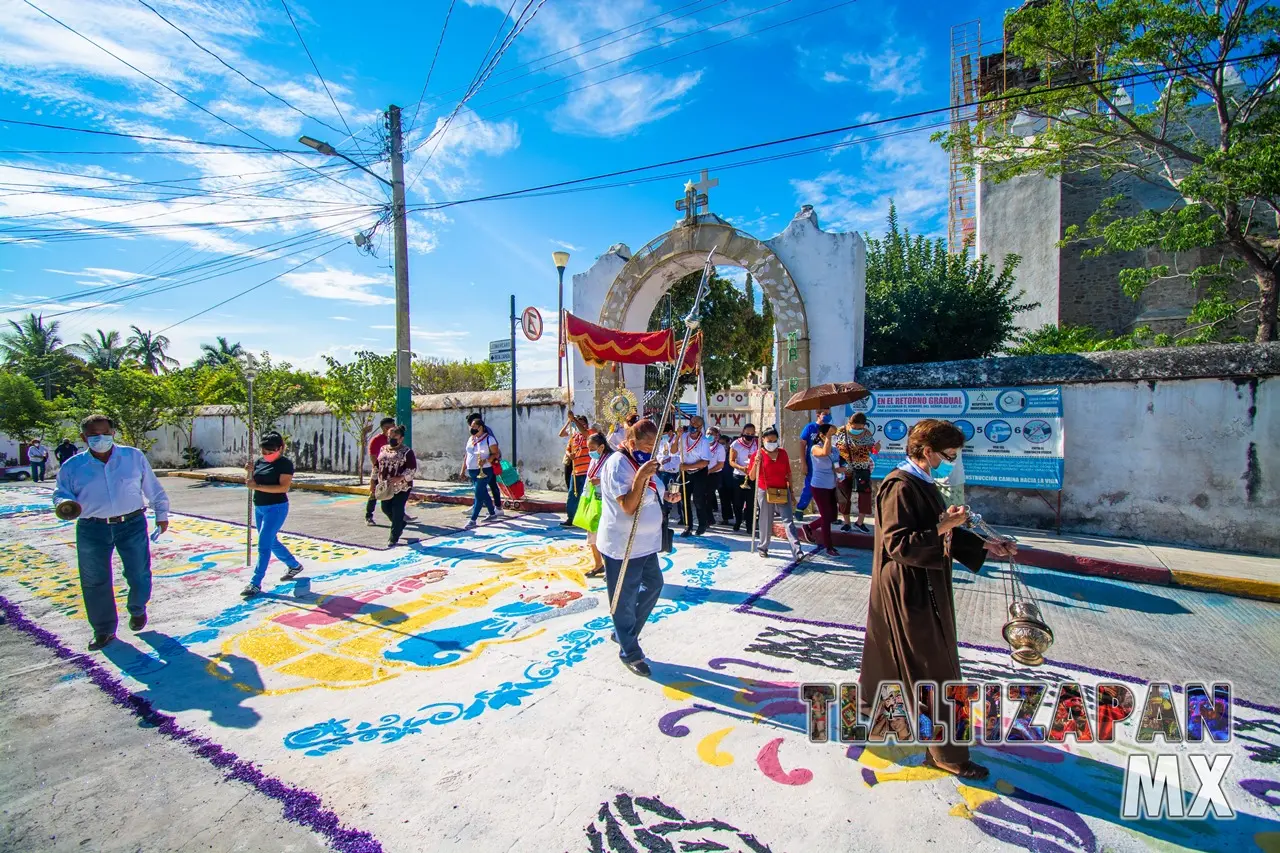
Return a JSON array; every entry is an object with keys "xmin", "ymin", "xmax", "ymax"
[{"xmin": 284, "ymin": 543, "xmax": 730, "ymax": 757}]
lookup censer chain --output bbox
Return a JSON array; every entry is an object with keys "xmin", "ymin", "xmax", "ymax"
[{"xmin": 965, "ymin": 512, "xmax": 1040, "ymax": 610}]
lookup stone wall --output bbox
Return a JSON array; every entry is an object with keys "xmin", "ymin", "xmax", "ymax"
[
  {"xmin": 145, "ymin": 388, "xmax": 574, "ymax": 491},
  {"xmin": 857, "ymin": 344, "xmax": 1280, "ymax": 554}
]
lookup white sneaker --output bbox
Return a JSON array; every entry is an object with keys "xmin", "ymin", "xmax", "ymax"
[{"xmin": 493, "ymin": 508, "xmax": 505, "ymax": 518}]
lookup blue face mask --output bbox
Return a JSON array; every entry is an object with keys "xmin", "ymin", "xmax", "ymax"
[
  {"xmin": 818, "ymin": 413, "xmax": 830, "ymax": 425},
  {"xmin": 632, "ymin": 450, "xmax": 651, "ymax": 463},
  {"xmin": 589, "ymin": 451, "xmax": 601, "ymax": 460},
  {"xmin": 933, "ymin": 459, "xmax": 955, "ymax": 479},
  {"xmin": 86, "ymin": 434, "xmax": 115, "ymax": 453}
]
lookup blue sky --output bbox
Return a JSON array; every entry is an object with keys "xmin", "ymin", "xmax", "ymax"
[{"xmin": 0, "ymin": 0, "xmax": 1014, "ymax": 386}]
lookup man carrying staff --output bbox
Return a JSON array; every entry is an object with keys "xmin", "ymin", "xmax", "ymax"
[
  {"xmin": 728, "ymin": 424, "xmax": 758, "ymax": 533},
  {"xmin": 678, "ymin": 415, "xmax": 712, "ymax": 537},
  {"xmin": 559, "ymin": 411, "xmax": 594, "ymax": 528},
  {"xmin": 51, "ymin": 414, "xmax": 170, "ymax": 651}
]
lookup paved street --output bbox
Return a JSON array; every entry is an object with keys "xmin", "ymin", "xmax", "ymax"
[{"xmin": 2, "ymin": 482, "xmax": 1278, "ymax": 853}]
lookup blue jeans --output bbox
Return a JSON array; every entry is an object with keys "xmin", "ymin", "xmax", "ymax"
[
  {"xmin": 565, "ymin": 474, "xmax": 587, "ymax": 523},
  {"xmin": 30, "ymin": 461, "xmax": 46, "ymax": 482},
  {"xmin": 75, "ymin": 513, "xmax": 151, "ymax": 636},
  {"xmin": 251, "ymin": 502, "xmax": 300, "ymax": 587},
  {"xmin": 797, "ymin": 458, "xmax": 814, "ymax": 511},
  {"xmin": 468, "ymin": 468, "xmax": 496, "ymax": 521},
  {"xmin": 603, "ymin": 552, "xmax": 664, "ymax": 663}
]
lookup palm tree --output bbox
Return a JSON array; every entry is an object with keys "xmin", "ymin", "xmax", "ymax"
[
  {"xmin": 126, "ymin": 325, "xmax": 179, "ymax": 374},
  {"xmin": 73, "ymin": 329, "xmax": 128, "ymax": 369},
  {"xmin": 0, "ymin": 313, "xmax": 64, "ymax": 364},
  {"xmin": 197, "ymin": 336, "xmax": 245, "ymax": 368}
]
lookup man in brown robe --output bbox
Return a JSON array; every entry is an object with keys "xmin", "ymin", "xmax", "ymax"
[{"xmin": 858, "ymin": 419, "xmax": 1015, "ymax": 779}]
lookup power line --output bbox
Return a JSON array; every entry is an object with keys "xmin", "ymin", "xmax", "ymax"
[
  {"xmin": 424, "ymin": 0, "xmax": 716, "ymax": 105},
  {"xmin": 402, "ymin": 51, "xmax": 1278, "ymax": 215},
  {"xmin": 278, "ymin": 0, "xmax": 365, "ymax": 160},
  {"xmin": 0, "ymin": 161, "xmax": 349, "ymax": 199},
  {"xmin": 157, "ymin": 241, "xmax": 347, "ymax": 334},
  {"xmin": 407, "ymin": 0, "xmax": 547, "ymax": 192},
  {"xmin": 0, "ymin": 147, "xmax": 331, "ymax": 156},
  {"xmin": 20, "ymin": 0, "xmax": 384, "ymax": 204},
  {"xmin": 132, "ymin": 0, "xmax": 350, "ymax": 139},
  {"xmin": 405, "ymin": 0, "xmax": 459, "ymax": 138},
  {"xmin": 0, "ymin": 117, "xmax": 292, "ymax": 150}
]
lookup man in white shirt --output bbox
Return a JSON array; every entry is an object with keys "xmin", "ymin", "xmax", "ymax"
[
  {"xmin": 728, "ymin": 424, "xmax": 758, "ymax": 533},
  {"xmin": 678, "ymin": 416, "xmax": 712, "ymax": 537},
  {"xmin": 51, "ymin": 414, "xmax": 170, "ymax": 651},
  {"xmin": 655, "ymin": 423, "xmax": 684, "ymax": 531},
  {"xmin": 596, "ymin": 419, "xmax": 679, "ymax": 677},
  {"xmin": 705, "ymin": 427, "xmax": 729, "ymax": 526}
]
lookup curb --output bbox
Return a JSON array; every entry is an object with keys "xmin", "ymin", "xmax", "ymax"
[
  {"xmin": 159, "ymin": 470, "xmax": 567, "ymax": 515},
  {"xmin": 784, "ymin": 521, "xmax": 1280, "ymax": 604}
]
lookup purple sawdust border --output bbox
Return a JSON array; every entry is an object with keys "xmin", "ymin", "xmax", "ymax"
[
  {"xmin": 734, "ymin": 559, "xmax": 1280, "ymax": 717},
  {"xmin": 0, "ymin": 595, "xmax": 384, "ymax": 853}
]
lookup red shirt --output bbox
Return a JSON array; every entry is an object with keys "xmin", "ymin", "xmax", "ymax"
[
  {"xmin": 369, "ymin": 432, "xmax": 388, "ymax": 462},
  {"xmin": 749, "ymin": 448, "xmax": 792, "ymax": 489}
]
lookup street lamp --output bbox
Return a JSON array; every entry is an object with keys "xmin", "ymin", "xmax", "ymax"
[
  {"xmin": 553, "ymin": 251, "xmax": 570, "ymax": 388},
  {"xmin": 300, "ymin": 109, "xmax": 414, "ymax": 447},
  {"xmin": 243, "ymin": 360, "xmax": 258, "ymax": 568}
]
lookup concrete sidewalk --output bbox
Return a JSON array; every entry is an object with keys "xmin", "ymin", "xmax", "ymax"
[
  {"xmin": 159, "ymin": 466, "xmax": 568, "ymax": 514},
  {"xmin": 791, "ymin": 516, "xmax": 1280, "ymax": 603}
]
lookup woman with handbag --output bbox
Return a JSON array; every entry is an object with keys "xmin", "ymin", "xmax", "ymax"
[
  {"xmin": 750, "ymin": 427, "xmax": 802, "ymax": 561},
  {"xmin": 374, "ymin": 425, "xmax": 418, "ymax": 547},
  {"xmin": 580, "ymin": 433, "xmax": 612, "ymax": 578}
]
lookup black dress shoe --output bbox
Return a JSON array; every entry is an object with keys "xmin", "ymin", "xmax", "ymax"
[
  {"xmin": 128, "ymin": 612, "xmax": 147, "ymax": 632},
  {"xmin": 623, "ymin": 659, "xmax": 652, "ymax": 677},
  {"xmin": 680, "ymin": 529, "xmax": 694, "ymax": 538},
  {"xmin": 88, "ymin": 633, "xmax": 116, "ymax": 651},
  {"xmin": 695, "ymin": 527, "xmax": 708, "ymax": 536}
]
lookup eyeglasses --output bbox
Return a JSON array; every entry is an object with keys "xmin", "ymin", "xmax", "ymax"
[{"xmin": 939, "ymin": 450, "xmax": 958, "ymax": 462}]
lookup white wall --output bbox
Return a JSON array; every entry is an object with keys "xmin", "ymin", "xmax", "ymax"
[
  {"xmin": 144, "ymin": 389, "xmax": 574, "ymax": 491},
  {"xmin": 976, "ymin": 169, "xmax": 1062, "ymax": 333},
  {"xmin": 766, "ymin": 209, "xmax": 865, "ymax": 384},
  {"xmin": 968, "ymin": 376, "xmax": 1277, "ymax": 553}
]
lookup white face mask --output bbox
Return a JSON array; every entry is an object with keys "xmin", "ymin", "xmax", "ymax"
[
  {"xmin": 764, "ymin": 440, "xmax": 779, "ymax": 452},
  {"xmin": 86, "ymin": 434, "xmax": 115, "ymax": 453}
]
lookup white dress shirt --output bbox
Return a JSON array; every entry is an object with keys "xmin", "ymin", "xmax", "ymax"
[
  {"xmin": 731, "ymin": 438, "xmax": 757, "ymax": 470},
  {"xmin": 679, "ymin": 431, "xmax": 712, "ymax": 470},
  {"xmin": 707, "ymin": 441, "xmax": 727, "ymax": 474},
  {"xmin": 52, "ymin": 445, "xmax": 170, "ymax": 522}
]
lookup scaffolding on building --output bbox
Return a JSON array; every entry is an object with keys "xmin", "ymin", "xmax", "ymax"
[{"xmin": 947, "ymin": 21, "xmax": 982, "ymax": 255}]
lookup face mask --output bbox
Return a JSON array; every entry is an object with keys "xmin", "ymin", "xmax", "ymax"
[
  {"xmin": 589, "ymin": 451, "xmax": 601, "ymax": 460},
  {"xmin": 389, "ymin": 438, "xmax": 401, "ymax": 447},
  {"xmin": 261, "ymin": 450, "xmax": 282, "ymax": 462},
  {"xmin": 632, "ymin": 450, "xmax": 651, "ymax": 463},
  {"xmin": 818, "ymin": 414, "xmax": 830, "ymax": 424},
  {"xmin": 764, "ymin": 441, "xmax": 779, "ymax": 452},
  {"xmin": 743, "ymin": 435, "xmax": 755, "ymax": 441},
  {"xmin": 86, "ymin": 435, "xmax": 114, "ymax": 453},
  {"xmin": 851, "ymin": 426, "xmax": 866, "ymax": 433},
  {"xmin": 470, "ymin": 428, "xmax": 480, "ymax": 435},
  {"xmin": 933, "ymin": 458, "xmax": 955, "ymax": 479}
]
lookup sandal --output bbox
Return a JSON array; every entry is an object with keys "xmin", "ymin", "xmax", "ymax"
[
  {"xmin": 923, "ymin": 754, "xmax": 990, "ymax": 780},
  {"xmin": 585, "ymin": 566, "xmax": 606, "ymax": 578}
]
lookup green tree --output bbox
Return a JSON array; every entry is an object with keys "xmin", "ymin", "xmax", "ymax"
[
  {"xmin": 0, "ymin": 313, "xmax": 88, "ymax": 399},
  {"xmin": 1004, "ymin": 323, "xmax": 1160, "ymax": 355},
  {"xmin": 0, "ymin": 372, "xmax": 50, "ymax": 444},
  {"xmin": 647, "ymin": 270, "xmax": 772, "ymax": 395},
  {"xmin": 411, "ymin": 357, "xmax": 510, "ymax": 394},
  {"xmin": 160, "ymin": 367, "xmax": 212, "ymax": 466},
  {"xmin": 863, "ymin": 205, "xmax": 1031, "ymax": 365},
  {"xmin": 197, "ymin": 336, "xmax": 245, "ymax": 368},
  {"xmin": 941, "ymin": 0, "xmax": 1280, "ymax": 342},
  {"xmin": 76, "ymin": 368, "xmax": 172, "ymax": 451},
  {"xmin": 322, "ymin": 351, "xmax": 397, "ymax": 483},
  {"xmin": 201, "ymin": 354, "xmax": 307, "ymax": 439},
  {"xmin": 73, "ymin": 329, "xmax": 128, "ymax": 369},
  {"xmin": 126, "ymin": 325, "xmax": 179, "ymax": 374}
]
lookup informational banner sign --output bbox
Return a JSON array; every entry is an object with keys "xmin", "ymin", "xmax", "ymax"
[
  {"xmin": 848, "ymin": 386, "xmax": 1064, "ymax": 490},
  {"xmin": 488, "ymin": 339, "xmax": 513, "ymax": 364}
]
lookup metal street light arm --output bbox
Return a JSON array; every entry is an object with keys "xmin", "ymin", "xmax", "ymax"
[{"xmin": 299, "ymin": 135, "xmax": 392, "ymax": 188}]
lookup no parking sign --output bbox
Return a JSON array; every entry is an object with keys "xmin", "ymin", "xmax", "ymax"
[{"xmin": 521, "ymin": 307, "xmax": 543, "ymax": 342}]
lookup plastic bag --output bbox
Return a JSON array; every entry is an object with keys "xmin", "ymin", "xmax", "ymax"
[{"xmin": 573, "ymin": 481, "xmax": 602, "ymax": 533}]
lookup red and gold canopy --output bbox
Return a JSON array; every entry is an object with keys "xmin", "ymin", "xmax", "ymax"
[{"xmin": 564, "ymin": 312, "xmax": 700, "ymax": 373}]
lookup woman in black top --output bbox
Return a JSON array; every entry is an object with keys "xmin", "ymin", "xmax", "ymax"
[{"xmin": 241, "ymin": 431, "xmax": 303, "ymax": 598}]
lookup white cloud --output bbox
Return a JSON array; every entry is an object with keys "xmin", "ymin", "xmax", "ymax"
[
  {"xmin": 279, "ymin": 267, "xmax": 394, "ymax": 305},
  {"xmin": 822, "ymin": 71, "xmax": 849, "ymax": 84},
  {"xmin": 841, "ymin": 38, "xmax": 927, "ymax": 99},
  {"xmin": 791, "ymin": 122, "xmax": 948, "ymax": 237},
  {"xmin": 330, "ymin": 316, "xmax": 352, "ymax": 321},
  {"xmin": 550, "ymin": 239, "xmax": 583, "ymax": 251}
]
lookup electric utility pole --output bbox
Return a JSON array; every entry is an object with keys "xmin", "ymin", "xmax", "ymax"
[{"xmin": 388, "ymin": 104, "xmax": 413, "ymax": 446}]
